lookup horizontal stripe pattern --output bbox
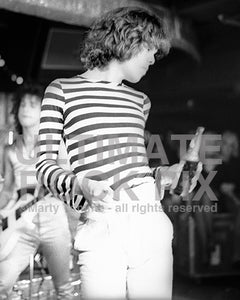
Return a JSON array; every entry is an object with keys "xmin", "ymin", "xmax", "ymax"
[{"xmin": 36, "ymin": 76, "xmax": 152, "ymax": 207}]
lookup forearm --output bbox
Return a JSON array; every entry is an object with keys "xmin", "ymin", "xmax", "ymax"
[
  {"xmin": 153, "ymin": 166, "xmax": 173, "ymax": 185},
  {"xmin": 36, "ymin": 158, "xmax": 84, "ymax": 209},
  {"xmin": 36, "ymin": 79, "xmax": 84, "ymax": 209},
  {"xmin": 37, "ymin": 79, "xmax": 113, "ymax": 212},
  {"xmin": 152, "ymin": 162, "xmax": 202, "ymax": 199}
]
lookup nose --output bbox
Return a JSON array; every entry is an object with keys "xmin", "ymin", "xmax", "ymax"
[{"xmin": 149, "ymin": 54, "xmax": 155, "ymax": 65}]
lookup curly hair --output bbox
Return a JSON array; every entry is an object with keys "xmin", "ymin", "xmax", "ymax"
[
  {"xmin": 12, "ymin": 82, "xmax": 45, "ymax": 134},
  {"xmin": 80, "ymin": 7, "xmax": 171, "ymax": 70}
]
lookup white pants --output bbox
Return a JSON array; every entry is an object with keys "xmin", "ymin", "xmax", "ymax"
[
  {"xmin": 75, "ymin": 181, "xmax": 173, "ymax": 300},
  {"xmin": 0, "ymin": 197, "xmax": 73, "ymax": 299}
]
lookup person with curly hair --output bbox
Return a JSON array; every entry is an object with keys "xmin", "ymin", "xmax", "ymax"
[
  {"xmin": 36, "ymin": 7, "xmax": 200, "ymax": 299},
  {"xmin": 0, "ymin": 82, "xmax": 73, "ymax": 299}
]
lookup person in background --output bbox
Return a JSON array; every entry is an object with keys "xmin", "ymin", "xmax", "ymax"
[
  {"xmin": 36, "ymin": 7, "xmax": 201, "ymax": 300},
  {"xmin": 191, "ymin": 130, "xmax": 240, "ymax": 266},
  {"xmin": 214, "ymin": 130, "xmax": 240, "ymax": 266},
  {"xmin": 190, "ymin": 131, "xmax": 222, "ymax": 264},
  {"xmin": 216, "ymin": 131, "xmax": 240, "ymax": 201},
  {"xmin": 0, "ymin": 82, "xmax": 73, "ymax": 298}
]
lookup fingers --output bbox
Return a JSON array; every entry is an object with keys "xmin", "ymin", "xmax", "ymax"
[
  {"xmin": 91, "ymin": 181, "xmax": 114, "ymax": 202},
  {"xmin": 189, "ymin": 162, "xmax": 202, "ymax": 193},
  {"xmin": 80, "ymin": 178, "xmax": 115, "ymax": 212},
  {"xmin": 170, "ymin": 162, "xmax": 184, "ymax": 190},
  {"xmin": 170, "ymin": 161, "xmax": 202, "ymax": 195},
  {"xmin": 91, "ymin": 193, "xmax": 115, "ymax": 212},
  {"xmin": 196, "ymin": 161, "xmax": 203, "ymax": 174}
]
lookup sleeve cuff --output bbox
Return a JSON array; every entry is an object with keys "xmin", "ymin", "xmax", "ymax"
[{"xmin": 71, "ymin": 177, "xmax": 88, "ymax": 212}]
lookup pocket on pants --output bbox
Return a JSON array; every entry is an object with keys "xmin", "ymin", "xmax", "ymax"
[{"xmin": 74, "ymin": 218, "xmax": 110, "ymax": 251}]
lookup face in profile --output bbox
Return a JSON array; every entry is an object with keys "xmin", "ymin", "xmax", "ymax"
[
  {"xmin": 18, "ymin": 94, "xmax": 41, "ymax": 129},
  {"xmin": 221, "ymin": 132, "xmax": 239, "ymax": 160},
  {"xmin": 120, "ymin": 47, "xmax": 157, "ymax": 83}
]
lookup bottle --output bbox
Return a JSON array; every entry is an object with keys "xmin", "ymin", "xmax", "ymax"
[{"xmin": 173, "ymin": 126, "xmax": 205, "ymax": 197}]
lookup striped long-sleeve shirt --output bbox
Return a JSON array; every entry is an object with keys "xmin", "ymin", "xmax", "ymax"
[{"xmin": 36, "ymin": 76, "xmax": 154, "ymax": 208}]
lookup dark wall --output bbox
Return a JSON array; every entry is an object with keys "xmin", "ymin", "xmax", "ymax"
[
  {"xmin": 134, "ymin": 23, "xmax": 240, "ymax": 135},
  {"xmin": 1, "ymin": 9, "xmax": 240, "ymax": 136}
]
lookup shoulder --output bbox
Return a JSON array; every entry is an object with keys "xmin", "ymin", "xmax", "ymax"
[
  {"xmin": 45, "ymin": 76, "xmax": 85, "ymax": 96},
  {"xmin": 45, "ymin": 78, "xmax": 66, "ymax": 93},
  {"xmin": 121, "ymin": 83, "xmax": 150, "ymax": 101},
  {"xmin": 43, "ymin": 77, "xmax": 76, "ymax": 106},
  {"xmin": 45, "ymin": 76, "xmax": 79, "ymax": 92},
  {"xmin": 3, "ymin": 142, "xmax": 17, "ymax": 160},
  {"xmin": 50, "ymin": 75, "xmax": 84, "ymax": 86},
  {"xmin": 4, "ymin": 142, "xmax": 17, "ymax": 152}
]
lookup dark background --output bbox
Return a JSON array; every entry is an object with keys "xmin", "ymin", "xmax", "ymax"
[{"xmin": 1, "ymin": 0, "xmax": 240, "ymax": 135}]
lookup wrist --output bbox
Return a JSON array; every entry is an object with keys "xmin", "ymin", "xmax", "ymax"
[
  {"xmin": 158, "ymin": 166, "xmax": 176, "ymax": 186},
  {"xmin": 71, "ymin": 177, "xmax": 89, "ymax": 212}
]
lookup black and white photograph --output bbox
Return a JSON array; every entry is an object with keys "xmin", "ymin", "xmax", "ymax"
[{"xmin": 0, "ymin": 0, "xmax": 240, "ymax": 299}]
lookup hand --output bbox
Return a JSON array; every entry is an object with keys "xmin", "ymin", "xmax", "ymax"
[
  {"xmin": 79, "ymin": 178, "xmax": 115, "ymax": 212},
  {"xmin": 160, "ymin": 163, "xmax": 184, "ymax": 188},
  {"xmin": 156, "ymin": 164, "xmax": 183, "ymax": 199},
  {"xmin": 169, "ymin": 161, "xmax": 202, "ymax": 196},
  {"xmin": 189, "ymin": 161, "xmax": 202, "ymax": 193}
]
